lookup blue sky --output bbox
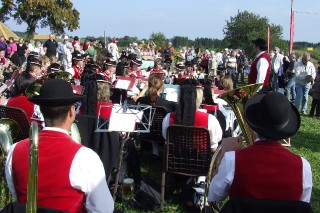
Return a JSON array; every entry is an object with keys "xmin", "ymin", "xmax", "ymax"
[{"xmin": 5, "ymin": 0, "xmax": 320, "ymax": 43}]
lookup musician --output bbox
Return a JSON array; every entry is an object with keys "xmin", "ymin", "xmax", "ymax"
[
  {"xmin": 137, "ymin": 75, "xmax": 176, "ymax": 158},
  {"xmin": 6, "ymin": 73, "xmax": 35, "ymax": 122},
  {"xmin": 5, "ymin": 79, "xmax": 114, "ymax": 213},
  {"xmin": 128, "ymin": 58, "xmax": 143, "ymax": 78},
  {"xmin": 162, "ymin": 79, "xmax": 223, "ymax": 153},
  {"xmin": 96, "ymin": 79, "xmax": 113, "ymax": 120},
  {"xmin": 70, "ymin": 53, "xmax": 84, "ymax": 81},
  {"xmin": 208, "ymin": 92, "xmax": 312, "ymax": 203},
  {"xmin": 101, "ymin": 59, "xmax": 116, "ymax": 83},
  {"xmin": 115, "ymin": 51, "xmax": 128, "ymax": 76},
  {"xmin": 150, "ymin": 58, "xmax": 166, "ymax": 79},
  {"xmin": 0, "ymin": 48, "xmax": 7, "ymax": 65},
  {"xmin": 25, "ymin": 57, "xmax": 42, "ymax": 79},
  {"xmin": 173, "ymin": 63, "xmax": 186, "ymax": 85},
  {"xmin": 248, "ymin": 38, "xmax": 271, "ymax": 91},
  {"xmin": 47, "ymin": 63, "xmax": 64, "ymax": 73}
]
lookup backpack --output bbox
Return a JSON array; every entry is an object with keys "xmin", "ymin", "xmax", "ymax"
[{"xmin": 164, "ymin": 47, "xmax": 171, "ymax": 59}]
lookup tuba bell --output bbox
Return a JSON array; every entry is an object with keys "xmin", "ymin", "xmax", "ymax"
[
  {"xmin": 205, "ymin": 83, "xmax": 262, "ymax": 212},
  {"xmin": 0, "ymin": 118, "xmax": 20, "ymax": 206}
]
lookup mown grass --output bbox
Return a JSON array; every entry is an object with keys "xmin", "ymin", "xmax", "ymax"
[{"xmin": 120, "ymin": 104, "xmax": 320, "ymax": 212}]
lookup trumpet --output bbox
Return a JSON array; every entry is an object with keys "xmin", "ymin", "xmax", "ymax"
[{"xmin": 206, "ymin": 83, "xmax": 262, "ymax": 212}]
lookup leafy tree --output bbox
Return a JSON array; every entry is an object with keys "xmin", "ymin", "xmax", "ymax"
[
  {"xmin": 224, "ymin": 11, "xmax": 283, "ymax": 57},
  {"xmin": 149, "ymin": 32, "xmax": 167, "ymax": 49},
  {"xmin": 0, "ymin": 0, "xmax": 80, "ymax": 38}
]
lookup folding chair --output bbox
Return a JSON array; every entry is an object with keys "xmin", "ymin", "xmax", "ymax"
[
  {"xmin": 0, "ymin": 106, "xmax": 30, "ymax": 142},
  {"xmin": 160, "ymin": 125, "xmax": 211, "ymax": 210}
]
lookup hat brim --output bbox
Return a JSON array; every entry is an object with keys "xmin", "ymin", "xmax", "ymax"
[
  {"xmin": 244, "ymin": 93, "xmax": 300, "ymax": 140},
  {"xmin": 29, "ymin": 94, "xmax": 85, "ymax": 107}
]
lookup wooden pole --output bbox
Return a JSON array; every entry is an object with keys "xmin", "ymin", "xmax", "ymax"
[{"xmin": 104, "ymin": 31, "xmax": 106, "ymax": 45}]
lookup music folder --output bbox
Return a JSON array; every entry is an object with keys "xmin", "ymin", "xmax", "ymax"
[{"xmin": 114, "ymin": 76, "xmax": 135, "ymax": 91}]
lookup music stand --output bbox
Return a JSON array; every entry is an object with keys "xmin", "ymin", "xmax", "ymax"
[{"xmin": 96, "ymin": 102, "xmax": 155, "ymax": 200}]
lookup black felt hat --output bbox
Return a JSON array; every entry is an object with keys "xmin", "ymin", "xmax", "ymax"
[
  {"xmin": 131, "ymin": 58, "xmax": 142, "ymax": 66},
  {"xmin": 28, "ymin": 57, "xmax": 42, "ymax": 67},
  {"xmin": 244, "ymin": 92, "xmax": 300, "ymax": 140},
  {"xmin": 73, "ymin": 53, "xmax": 84, "ymax": 61},
  {"xmin": 104, "ymin": 59, "xmax": 117, "ymax": 66},
  {"xmin": 28, "ymin": 79, "xmax": 85, "ymax": 107}
]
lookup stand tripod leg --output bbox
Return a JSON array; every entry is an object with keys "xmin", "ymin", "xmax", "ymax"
[{"xmin": 113, "ymin": 135, "xmax": 129, "ymax": 201}]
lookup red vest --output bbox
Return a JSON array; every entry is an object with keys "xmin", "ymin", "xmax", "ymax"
[
  {"xmin": 169, "ymin": 111, "xmax": 209, "ymax": 150},
  {"xmin": 248, "ymin": 52, "xmax": 271, "ymax": 87},
  {"xmin": 73, "ymin": 65, "xmax": 81, "ymax": 80},
  {"xmin": 12, "ymin": 130, "xmax": 86, "ymax": 213},
  {"xmin": 229, "ymin": 141, "xmax": 303, "ymax": 201},
  {"xmin": 128, "ymin": 69, "xmax": 142, "ymax": 78},
  {"xmin": 97, "ymin": 101, "xmax": 113, "ymax": 120},
  {"xmin": 7, "ymin": 95, "xmax": 35, "ymax": 123}
]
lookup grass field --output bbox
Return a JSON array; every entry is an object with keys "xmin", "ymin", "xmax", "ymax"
[{"xmin": 117, "ymin": 101, "xmax": 320, "ymax": 213}]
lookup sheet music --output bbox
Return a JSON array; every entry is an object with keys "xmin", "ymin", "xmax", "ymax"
[
  {"xmin": 115, "ymin": 79, "xmax": 131, "ymax": 90},
  {"xmin": 164, "ymin": 87, "xmax": 179, "ymax": 102},
  {"xmin": 109, "ymin": 112, "xmax": 137, "ymax": 132}
]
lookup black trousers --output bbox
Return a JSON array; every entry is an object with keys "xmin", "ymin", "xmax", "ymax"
[{"xmin": 310, "ymin": 98, "xmax": 320, "ymax": 117}]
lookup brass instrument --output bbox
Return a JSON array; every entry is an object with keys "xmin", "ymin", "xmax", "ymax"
[
  {"xmin": 205, "ymin": 83, "xmax": 262, "ymax": 212},
  {"xmin": 25, "ymin": 71, "xmax": 72, "ymax": 97},
  {"xmin": 26, "ymin": 122, "xmax": 39, "ymax": 213},
  {"xmin": 0, "ymin": 118, "xmax": 20, "ymax": 205}
]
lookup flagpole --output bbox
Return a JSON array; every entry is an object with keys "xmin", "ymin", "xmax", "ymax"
[
  {"xmin": 289, "ymin": 0, "xmax": 294, "ymax": 54},
  {"xmin": 267, "ymin": 25, "xmax": 270, "ymax": 54}
]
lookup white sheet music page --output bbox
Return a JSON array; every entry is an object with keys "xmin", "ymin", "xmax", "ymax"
[
  {"xmin": 115, "ymin": 79, "xmax": 131, "ymax": 90},
  {"xmin": 108, "ymin": 112, "xmax": 137, "ymax": 132},
  {"xmin": 164, "ymin": 87, "xmax": 178, "ymax": 102}
]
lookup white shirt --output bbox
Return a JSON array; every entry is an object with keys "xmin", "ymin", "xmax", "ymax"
[
  {"xmin": 5, "ymin": 127, "xmax": 114, "ymax": 213},
  {"xmin": 162, "ymin": 109, "xmax": 223, "ymax": 149},
  {"xmin": 271, "ymin": 53, "xmax": 283, "ymax": 73},
  {"xmin": 254, "ymin": 51, "xmax": 269, "ymax": 85},
  {"xmin": 208, "ymin": 143, "xmax": 313, "ymax": 203},
  {"xmin": 294, "ymin": 61, "xmax": 316, "ymax": 85}
]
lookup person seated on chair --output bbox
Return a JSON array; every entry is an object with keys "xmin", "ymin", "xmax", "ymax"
[
  {"xmin": 162, "ymin": 79, "xmax": 223, "ymax": 153},
  {"xmin": 7, "ymin": 72, "xmax": 36, "ymax": 122},
  {"xmin": 96, "ymin": 79, "xmax": 114, "ymax": 120},
  {"xmin": 136, "ymin": 74, "xmax": 176, "ymax": 158},
  {"xmin": 208, "ymin": 92, "xmax": 312, "ymax": 203},
  {"xmin": 5, "ymin": 79, "xmax": 114, "ymax": 213}
]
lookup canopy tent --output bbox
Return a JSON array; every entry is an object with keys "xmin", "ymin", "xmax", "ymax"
[{"xmin": 0, "ymin": 23, "xmax": 19, "ymax": 40}]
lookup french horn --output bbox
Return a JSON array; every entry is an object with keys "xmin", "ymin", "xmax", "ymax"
[
  {"xmin": 206, "ymin": 83, "xmax": 262, "ymax": 212},
  {"xmin": 0, "ymin": 118, "xmax": 20, "ymax": 206}
]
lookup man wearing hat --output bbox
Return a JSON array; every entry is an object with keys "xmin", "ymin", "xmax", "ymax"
[
  {"xmin": 101, "ymin": 59, "xmax": 117, "ymax": 83},
  {"xmin": 249, "ymin": 38, "xmax": 271, "ymax": 91},
  {"xmin": 5, "ymin": 79, "xmax": 114, "ymax": 213},
  {"xmin": 128, "ymin": 58, "xmax": 143, "ymax": 77},
  {"xmin": 208, "ymin": 92, "xmax": 312, "ymax": 203}
]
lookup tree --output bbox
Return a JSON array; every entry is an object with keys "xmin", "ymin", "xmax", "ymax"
[
  {"xmin": 149, "ymin": 32, "xmax": 167, "ymax": 49},
  {"xmin": 224, "ymin": 11, "xmax": 283, "ymax": 57},
  {"xmin": 0, "ymin": 0, "xmax": 80, "ymax": 38}
]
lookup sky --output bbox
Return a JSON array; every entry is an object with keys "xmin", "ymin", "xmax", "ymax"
[{"xmin": 4, "ymin": 0, "xmax": 320, "ymax": 43}]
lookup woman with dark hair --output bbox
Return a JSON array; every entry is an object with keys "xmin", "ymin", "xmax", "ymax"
[
  {"xmin": 162, "ymin": 79, "xmax": 222, "ymax": 153},
  {"xmin": 7, "ymin": 72, "xmax": 36, "ymax": 122}
]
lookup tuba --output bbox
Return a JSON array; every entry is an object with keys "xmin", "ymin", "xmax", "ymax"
[
  {"xmin": 206, "ymin": 83, "xmax": 262, "ymax": 212},
  {"xmin": 26, "ymin": 122, "xmax": 39, "ymax": 213},
  {"xmin": 0, "ymin": 118, "xmax": 20, "ymax": 206}
]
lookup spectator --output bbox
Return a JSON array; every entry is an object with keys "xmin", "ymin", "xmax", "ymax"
[
  {"xmin": 284, "ymin": 53, "xmax": 297, "ymax": 101},
  {"xmin": 27, "ymin": 39, "xmax": 35, "ymax": 53},
  {"xmin": 294, "ymin": 52, "xmax": 316, "ymax": 115},
  {"xmin": 309, "ymin": 71, "xmax": 320, "ymax": 118},
  {"xmin": 0, "ymin": 36, "xmax": 7, "ymax": 53},
  {"xmin": 6, "ymin": 37, "xmax": 17, "ymax": 60},
  {"xmin": 17, "ymin": 38, "xmax": 28, "ymax": 66},
  {"xmin": 43, "ymin": 34, "xmax": 58, "ymax": 58},
  {"xmin": 271, "ymin": 47, "xmax": 284, "ymax": 91},
  {"xmin": 34, "ymin": 41, "xmax": 45, "ymax": 56}
]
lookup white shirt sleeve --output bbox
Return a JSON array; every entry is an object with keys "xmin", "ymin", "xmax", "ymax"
[
  {"xmin": 301, "ymin": 157, "xmax": 313, "ymax": 203},
  {"xmin": 208, "ymin": 114, "xmax": 223, "ymax": 148},
  {"xmin": 5, "ymin": 143, "xmax": 18, "ymax": 200},
  {"xmin": 70, "ymin": 147, "xmax": 114, "ymax": 213},
  {"xmin": 256, "ymin": 58, "xmax": 269, "ymax": 84},
  {"xmin": 208, "ymin": 151, "xmax": 235, "ymax": 202},
  {"xmin": 162, "ymin": 113, "xmax": 171, "ymax": 139}
]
